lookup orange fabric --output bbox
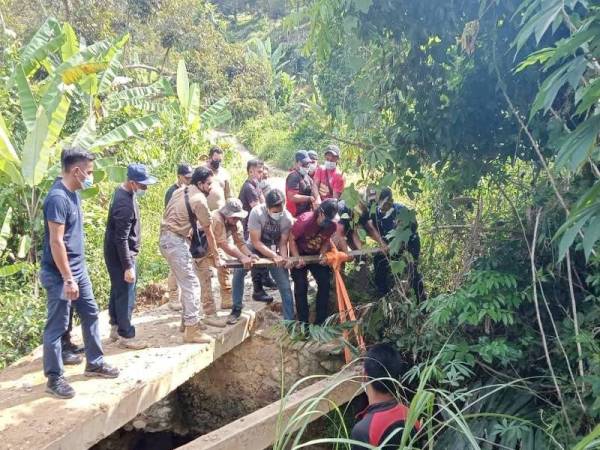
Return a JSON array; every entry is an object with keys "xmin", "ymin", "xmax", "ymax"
[{"xmin": 323, "ymin": 244, "xmax": 366, "ymax": 363}]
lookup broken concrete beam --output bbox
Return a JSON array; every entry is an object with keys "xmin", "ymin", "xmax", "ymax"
[{"xmin": 179, "ymin": 370, "xmax": 361, "ymax": 450}]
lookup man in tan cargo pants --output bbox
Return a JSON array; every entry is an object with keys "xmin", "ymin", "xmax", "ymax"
[
  {"xmin": 193, "ymin": 199, "xmax": 256, "ymax": 327},
  {"xmin": 159, "ymin": 166, "xmax": 223, "ymax": 343}
]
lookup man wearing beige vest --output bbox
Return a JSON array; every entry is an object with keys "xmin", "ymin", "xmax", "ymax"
[{"xmin": 159, "ymin": 166, "xmax": 223, "ymax": 343}]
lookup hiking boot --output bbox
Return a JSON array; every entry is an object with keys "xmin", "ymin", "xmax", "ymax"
[
  {"xmin": 46, "ymin": 376, "xmax": 75, "ymax": 399},
  {"xmin": 109, "ymin": 325, "xmax": 118, "ymax": 342},
  {"xmin": 180, "ymin": 317, "xmax": 207, "ymax": 332},
  {"xmin": 62, "ymin": 336, "xmax": 84, "ymax": 354},
  {"xmin": 252, "ymin": 289, "xmax": 273, "ymax": 303},
  {"xmin": 84, "ymin": 363, "xmax": 120, "ymax": 379},
  {"xmin": 118, "ymin": 336, "xmax": 148, "ymax": 350},
  {"xmin": 62, "ymin": 350, "xmax": 83, "ymax": 366},
  {"xmin": 226, "ymin": 310, "xmax": 242, "ymax": 325},
  {"xmin": 203, "ymin": 315, "xmax": 228, "ymax": 328},
  {"xmin": 183, "ymin": 324, "xmax": 212, "ymax": 344}
]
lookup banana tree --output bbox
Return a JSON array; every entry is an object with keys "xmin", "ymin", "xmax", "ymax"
[{"xmin": 0, "ymin": 19, "xmax": 163, "ymax": 274}]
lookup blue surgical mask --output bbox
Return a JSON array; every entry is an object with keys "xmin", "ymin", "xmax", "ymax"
[{"xmin": 80, "ymin": 170, "xmax": 94, "ymax": 190}]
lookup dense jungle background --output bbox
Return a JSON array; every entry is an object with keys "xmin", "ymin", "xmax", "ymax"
[{"xmin": 1, "ymin": 0, "xmax": 600, "ymax": 447}]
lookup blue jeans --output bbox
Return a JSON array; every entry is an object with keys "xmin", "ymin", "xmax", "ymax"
[
  {"xmin": 106, "ymin": 258, "xmax": 136, "ymax": 338},
  {"xmin": 232, "ymin": 266, "xmax": 295, "ymax": 320},
  {"xmin": 40, "ymin": 269, "xmax": 104, "ymax": 378}
]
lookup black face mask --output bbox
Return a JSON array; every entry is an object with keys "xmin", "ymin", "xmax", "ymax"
[
  {"xmin": 320, "ymin": 218, "xmax": 332, "ymax": 229},
  {"xmin": 210, "ymin": 159, "xmax": 221, "ymax": 170}
]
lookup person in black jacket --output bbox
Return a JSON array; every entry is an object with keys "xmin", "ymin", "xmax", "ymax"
[{"xmin": 104, "ymin": 164, "xmax": 157, "ymax": 350}]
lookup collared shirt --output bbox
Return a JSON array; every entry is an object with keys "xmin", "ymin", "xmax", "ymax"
[
  {"xmin": 314, "ymin": 166, "xmax": 345, "ymax": 200},
  {"xmin": 212, "ymin": 211, "xmax": 248, "ymax": 253},
  {"xmin": 160, "ymin": 184, "xmax": 212, "ymax": 238},
  {"xmin": 351, "ymin": 400, "xmax": 420, "ymax": 449},
  {"xmin": 207, "ymin": 166, "xmax": 232, "ymax": 211},
  {"xmin": 104, "ymin": 186, "xmax": 140, "ymax": 270}
]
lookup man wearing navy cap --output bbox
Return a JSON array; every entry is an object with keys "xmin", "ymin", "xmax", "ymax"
[
  {"xmin": 104, "ymin": 163, "xmax": 157, "ymax": 350},
  {"xmin": 285, "ymin": 150, "xmax": 317, "ymax": 218}
]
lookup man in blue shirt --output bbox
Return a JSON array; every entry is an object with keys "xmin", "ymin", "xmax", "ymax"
[
  {"xmin": 371, "ymin": 187, "xmax": 426, "ymax": 301},
  {"xmin": 41, "ymin": 148, "xmax": 119, "ymax": 399}
]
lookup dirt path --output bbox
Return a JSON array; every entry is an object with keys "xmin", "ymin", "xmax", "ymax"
[{"xmin": 207, "ymin": 130, "xmax": 287, "ymax": 193}]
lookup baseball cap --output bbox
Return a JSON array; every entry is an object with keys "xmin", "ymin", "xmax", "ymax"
[
  {"xmin": 320, "ymin": 198, "xmax": 340, "ymax": 222},
  {"xmin": 220, "ymin": 198, "xmax": 248, "ymax": 219},
  {"xmin": 295, "ymin": 150, "xmax": 311, "ymax": 164},
  {"xmin": 307, "ymin": 150, "xmax": 318, "ymax": 161},
  {"xmin": 324, "ymin": 144, "xmax": 340, "ymax": 157},
  {"xmin": 177, "ymin": 164, "xmax": 193, "ymax": 177},
  {"xmin": 127, "ymin": 163, "xmax": 157, "ymax": 185}
]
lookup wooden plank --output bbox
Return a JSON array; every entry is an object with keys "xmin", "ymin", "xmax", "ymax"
[
  {"xmin": 179, "ymin": 372, "xmax": 361, "ymax": 450},
  {"xmin": 223, "ymin": 247, "xmax": 384, "ymax": 269},
  {"xmin": 0, "ymin": 302, "xmax": 266, "ymax": 450}
]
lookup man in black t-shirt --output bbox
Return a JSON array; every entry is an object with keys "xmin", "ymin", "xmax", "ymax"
[
  {"xmin": 285, "ymin": 150, "xmax": 316, "ymax": 217},
  {"xmin": 164, "ymin": 164, "xmax": 193, "ymax": 208},
  {"xmin": 238, "ymin": 159, "xmax": 273, "ymax": 302}
]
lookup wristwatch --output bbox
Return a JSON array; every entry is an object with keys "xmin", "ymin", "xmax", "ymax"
[{"xmin": 64, "ymin": 278, "xmax": 76, "ymax": 285}]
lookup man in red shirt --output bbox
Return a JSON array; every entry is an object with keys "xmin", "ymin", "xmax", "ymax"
[
  {"xmin": 289, "ymin": 199, "xmax": 339, "ymax": 325},
  {"xmin": 351, "ymin": 344, "xmax": 421, "ymax": 449},
  {"xmin": 286, "ymin": 150, "xmax": 317, "ymax": 218},
  {"xmin": 314, "ymin": 144, "xmax": 345, "ymax": 202}
]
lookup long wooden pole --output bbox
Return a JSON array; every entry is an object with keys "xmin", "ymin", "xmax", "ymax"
[{"xmin": 223, "ymin": 247, "xmax": 384, "ymax": 269}]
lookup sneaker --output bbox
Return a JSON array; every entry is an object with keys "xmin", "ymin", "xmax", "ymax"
[
  {"xmin": 183, "ymin": 324, "xmax": 212, "ymax": 344},
  {"xmin": 62, "ymin": 350, "xmax": 83, "ymax": 366},
  {"xmin": 118, "ymin": 336, "xmax": 148, "ymax": 350},
  {"xmin": 226, "ymin": 310, "xmax": 242, "ymax": 325},
  {"xmin": 252, "ymin": 290, "xmax": 274, "ymax": 303},
  {"xmin": 46, "ymin": 376, "xmax": 75, "ymax": 399},
  {"xmin": 109, "ymin": 325, "xmax": 118, "ymax": 342},
  {"xmin": 84, "ymin": 363, "xmax": 120, "ymax": 378},
  {"xmin": 203, "ymin": 315, "xmax": 227, "ymax": 328}
]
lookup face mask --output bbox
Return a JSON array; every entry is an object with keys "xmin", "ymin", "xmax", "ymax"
[
  {"xmin": 320, "ymin": 218, "xmax": 332, "ymax": 228},
  {"xmin": 308, "ymin": 163, "xmax": 317, "ymax": 174},
  {"xmin": 135, "ymin": 189, "xmax": 146, "ymax": 198},
  {"xmin": 210, "ymin": 159, "xmax": 221, "ymax": 170},
  {"xmin": 298, "ymin": 167, "xmax": 308, "ymax": 176},
  {"xmin": 258, "ymin": 180, "xmax": 268, "ymax": 190},
  {"xmin": 268, "ymin": 211, "xmax": 283, "ymax": 221},
  {"xmin": 78, "ymin": 168, "xmax": 94, "ymax": 190},
  {"xmin": 324, "ymin": 161, "xmax": 337, "ymax": 170}
]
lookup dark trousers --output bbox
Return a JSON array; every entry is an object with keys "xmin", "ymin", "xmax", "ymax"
[
  {"xmin": 373, "ymin": 254, "xmax": 426, "ymax": 301},
  {"xmin": 251, "ymin": 267, "xmax": 272, "ymax": 291},
  {"xmin": 106, "ymin": 257, "xmax": 136, "ymax": 338},
  {"xmin": 291, "ymin": 264, "xmax": 331, "ymax": 324},
  {"xmin": 40, "ymin": 269, "xmax": 104, "ymax": 377}
]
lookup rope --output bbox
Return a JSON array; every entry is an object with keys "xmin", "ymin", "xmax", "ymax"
[{"xmin": 323, "ymin": 243, "xmax": 366, "ymax": 363}]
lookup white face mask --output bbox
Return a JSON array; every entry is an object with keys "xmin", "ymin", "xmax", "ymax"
[
  {"xmin": 324, "ymin": 161, "xmax": 337, "ymax": 170},
  {"xmin": 298, "ymin": 167, "xmax": 308, "ymax": 176},
  {"xmin": 268, "ymin": 211, "xmax": 284, "ymax": 221},
  {"xmin": 308, "ymin": 163, "xmax": 317, "ymax": 174},
  {"xmin": 135, "ymin": 189, "xmax": 146, "ymax": 198}
]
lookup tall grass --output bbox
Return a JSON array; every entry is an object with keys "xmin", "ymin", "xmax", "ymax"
[{"xmin": 273, "ymin": 353, "xmax": 567, "ymax": 450}]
